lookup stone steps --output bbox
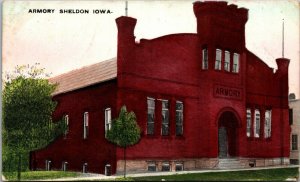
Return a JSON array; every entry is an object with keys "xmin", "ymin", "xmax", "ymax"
[{"xmin": 217, "ymin": 158, "xmax": 245, "ymax": 169}]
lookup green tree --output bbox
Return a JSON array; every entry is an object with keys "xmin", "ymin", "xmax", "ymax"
[
  {"xmin": 106, "ymin": 105, "xmax": 141, "ymax": 178},
  {"xmin": 2, "ymin": 63, "xmax": 66, "ymax": 181}
]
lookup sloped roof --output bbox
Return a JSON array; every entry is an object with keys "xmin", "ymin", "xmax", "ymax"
[{"xmin": 49, "ymin": 58, "xmax": 117, "ymax": 96}]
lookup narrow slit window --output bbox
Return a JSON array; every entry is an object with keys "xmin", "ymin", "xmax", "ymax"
[
  {"xmin": 224, "ymin": 51, "xmax": 230, "ymax": 72},
  {"xmin": 161, "ymin": 100, "xmax": 169, "ymax": 136},
  {"xmin": 176, "ymin": 101, "xmax": 184, "ymax": 136},
  {"xmin": 292, "ymin": 135, "xmax": 298, "ymax": 150},
  {"xmin": 64, "ymin": 115, "xmax": 69, "ymax": 138},
  {"xmin": 264, "ymin": 110, "xmax": 272, "ymax": 138},
  {"xmin": 83, "ymin": 112, "xmax": 89, "ymax": 139},
  {"xmin": 254, "ymin": 109, "xmax": 260, "ymax": 138},
  {"xmin": 105, "ymin": 108, "xmax": 112, "ymax": 137},
  {"xmin": 246, "ymin": 108, "xmax": 251, "ymax": 137},
  {"xmin": 233, "ymin": 53, "xmax": 240, "ymax": 73},
  {"xmin": 202, "ymin": 48, "xmax": 208, "ymax": 69},
  {"xmin": 215, "ymin": 49, "xmax": 222, "ymax": 70},
  {"xmin": 147, "ymin": 97, "xmax": 155, "ymax": 135}
]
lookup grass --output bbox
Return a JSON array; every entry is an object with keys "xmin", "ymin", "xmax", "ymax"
[
  {"xmin": 132, "ymin": 168, "xmax": 299, "ymax": 181},
  {"xmin": 3, "ymin": 170, "xmax": 81, "ymax": 181},
  {"xmin": 2, "ymin": 167, "xmax": 298, "ymax": 181}
]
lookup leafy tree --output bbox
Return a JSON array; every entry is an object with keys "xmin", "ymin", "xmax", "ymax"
[
  {"xmin": 106, "ymin": 105, "xmax": 141, "ymax": 178},
  {"xmin": 2, "ymin": 63, "xmax": 66, "ymax": 180}
]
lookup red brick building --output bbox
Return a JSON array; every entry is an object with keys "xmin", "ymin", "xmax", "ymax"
[{"xmin": 30, "ymin": 1, "xmax": 291, "ymax": 174}]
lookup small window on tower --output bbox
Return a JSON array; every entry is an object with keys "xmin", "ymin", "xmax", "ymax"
[
  {"xmin": 224, "ymin": 51, "xmax": 230, "ymax": 72},
  {"xmin": 202, "ymin": 48, "xmax": 208, "ymax": 69},
  {"xmin": 215, "ymin": 49, "xmax": 222, "ymax": 70},
  {"xmin": 233, "ymin": 53, "xmax": 240, "ymax": 73}
]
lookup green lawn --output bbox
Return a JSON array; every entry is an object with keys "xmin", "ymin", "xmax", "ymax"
[
  {"xmin": 132, "ymin": 168, "xmax": 299, "ymax": 181},
  {"xmin": 3, "ymin": 170, "xmax": 81, "ymax": 181}
]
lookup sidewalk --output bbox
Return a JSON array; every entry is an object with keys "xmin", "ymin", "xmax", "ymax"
[{"xmin": 18, "ymin": 165, "xmax": 300, "ymax": 181}]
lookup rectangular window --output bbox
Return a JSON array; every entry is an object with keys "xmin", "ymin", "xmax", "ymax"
[
  {"xmin": 161, "ymin": 163, "xmax": 170, "ymax": 172},
  {"xmin": 82, "ymin": 163, "xmax": 88, "ymax": 173},
  {"xmin": 264, "ymin": 110, "xmax": 272, "ymax": 138},
  {"xmin": 292, "ymin": 134, "xmax": 298, "ymax": 150},
  {"xmin": 215, "ymin": 49, "xmax": 222, "ymax": 70},
  {"xmin": 64, "ymin": 115, "xmax": 69, "ymax": 138},
  {"xmin": 147, "ymin": 163, "xmax": 156, "ymax": 172},
  {"xmin": 233, "ymin": 53, "xmax": 239, "ymax": 73},
  {"xmin": 62, "ymin": 161, "xmax": 68, "ymax": 171},
  {"xmin": 224, "ymin": 51, "xmax": 230, "ymax": 72},
  {"xmin": 254, "ymin": 109, "xmax": 260, "ymax": 138},
  {"xmin": 105, "ymin": 108, "xmax": 112, "ymax": 137},
  {"xmin": 83, "ymin": 112, "xmax": 89, "ymax": 139},
  {"xmin": 147, "ymin": 97, "xmax": 155, "ymax": 135},
  {"xmin": 176, "ymin": 101, "xmax": 184, "ymax": 136},
  {"xmin": 202, "ymin": 48, "xmax": 208, "ymax": 69},
  {"xmin": 161, "ymin": 100, "xmax": 169, "ymax": 136},
  {"xmin": 246, "ymin": 108, "xmax": 251, "ymax": 137},
  {"xmin": 175, "ymin": 163, "xmax": 183, "ymax": 171}
]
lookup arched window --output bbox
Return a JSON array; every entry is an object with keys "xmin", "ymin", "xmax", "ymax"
[
  {"xmin": 147, "ymin": 97, "xmax": 155, "ymax": 135},
  {"xmin": 215, "ymin": 49, "xmax": 222, "ymax": 70},
  {"xmin": 246, "ymin": 108, "xmax": 251, "ymax": 137},
  {"xmin": 64, "ymin": 115, "xmax": 69, "ymax": 138},
  {"xmin": 224, "ymin": 51, "xmax": 230, "ymax": 72},
  {"xmin": 233, "ymin": 53, "xmax": 240, "ymax": 73},
  {"xmin": 264, "ymin": 110, "xmax": 272, "ymax": 138}
]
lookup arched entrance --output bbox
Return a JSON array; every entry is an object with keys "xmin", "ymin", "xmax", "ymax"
[{"xmin": 218, "ymin": 111, "xmax": 239, "ymax": 158}]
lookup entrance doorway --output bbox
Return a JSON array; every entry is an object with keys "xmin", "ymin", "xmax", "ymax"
[{"xmin": 218, "ymin": 111, "xmax": 239, "ymax": 158}]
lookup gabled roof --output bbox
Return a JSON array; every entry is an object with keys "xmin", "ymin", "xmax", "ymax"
[{"xmin": 49, "ymin": 58, "xmax": 117, "ymax": 96}]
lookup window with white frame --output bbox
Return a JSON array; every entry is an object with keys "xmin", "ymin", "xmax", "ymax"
[
  {"xmin": 175, "ymin": 163, "xmax": 184, "ymax": 171},
  {"xmin": 224, "ymin": 51, "xmax": 230, "ymax": 72},
  {"xmin": 215, "ymin": 49, "xmax": 222, "ymax": 70},
  {"xmin": 233, "ymin": 53, "xmax": 239, "ymax": 73},
  {"xmin": 202, "ymin": 48, "xmax": 208, "ymax": 69},
  {"xmin": 254, "ymin": 109, "xmax": 260, "ymax": 138},
  {"xmin": 147, "ymin": 97, "xmax": 155, "ymax": 135},
  {"xmin": 161, "ymin": 100, "xmax": 169, "ymax": 136},
  {"xmin": 161, "ymin": 162, "xmax": 170, "ymax": 171},
  {"xmin": 64, "ymin": 115, "xmax": 69, "ymax": 138},
  {"xmin": 264, "ymin": 110, "xmax": 272, "ymax": 138},
  {"xmin": 83, "ymin": 112, "xmax": 89, "ymax": 139},
  {"xmin": 292, "ymin": 134, "xmax": 298, "ymax": 150},
  {"xmin": 62, "ymin": 161, "xmax": 68, "ymax": 171},
  {"xmin": 105, "ymin": 108, "xmax": 112, "ymax": 136},
  {"xmin": 246, "ymin": 108, "xmax": 251, "ymax": 137},
  {"xmin": 147, "ymin": 162, "xmax": 156, "ymax": 172},
  {"xmin": 176, "ymin": 101, "xmax": 184, "ymax": 136}
]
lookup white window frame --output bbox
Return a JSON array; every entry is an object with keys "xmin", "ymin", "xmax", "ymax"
[
  {"xmin": 224, "ymin": 51, "xmax": 230, "ymax": 72},
  {"xmin": 215, "ymin": 49, "xmax": 222, "ymax": 70},
  {"xmin": 83, "ymin": 112, "xmax": 89, "ymax": 139},
  {"xmin": 254, "ymin": 109, "xmax": 260, "ymax": 138},
  {"xmin": 147, "ymin": 97, "xmax": 155, "ymax": 135},
  {"xmin": 264, "ymin": 110, "xmax": 272, "ymax": 138},
  {"xmin": 176, "ymin": 101, "xmax": 184, "ymax": 136},
  {"xmin": 161, "ymin": 162, "xmax": 171, "ymax": 172},
  {"xmin": 175, "ymin": 163, "xmax": 184, "ymax": 171},
  {"xmin": 246, "ymin": 108, "xmax": 251, "ymax": 137},
  {"xmin": 233, "ymin": 53, "xmax": 239, "ymax": 73},
  {"xmin": 105, "ymin": 108, "xmax": 112, "ymax": 137},
  {"xmin": 202, "ymin": 48, "xmax": 208, "ymax": 69},
  {"xmin": 161, "ymin": 100, "xmax": 169, "ymax": 136}
]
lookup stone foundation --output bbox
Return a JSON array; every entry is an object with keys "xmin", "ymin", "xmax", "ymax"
[{"xmin": 116, "ymin": 157, "xmax": 290, "ymax": 174}]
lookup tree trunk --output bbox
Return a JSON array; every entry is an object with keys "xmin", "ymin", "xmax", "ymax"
[
  {"xmin": 17, "ymin": 153, "xmax": 21, "ymax": 181},
  {"xmin": 124, "ymin": 146, "xmax": 126, "ymax": 178}
]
